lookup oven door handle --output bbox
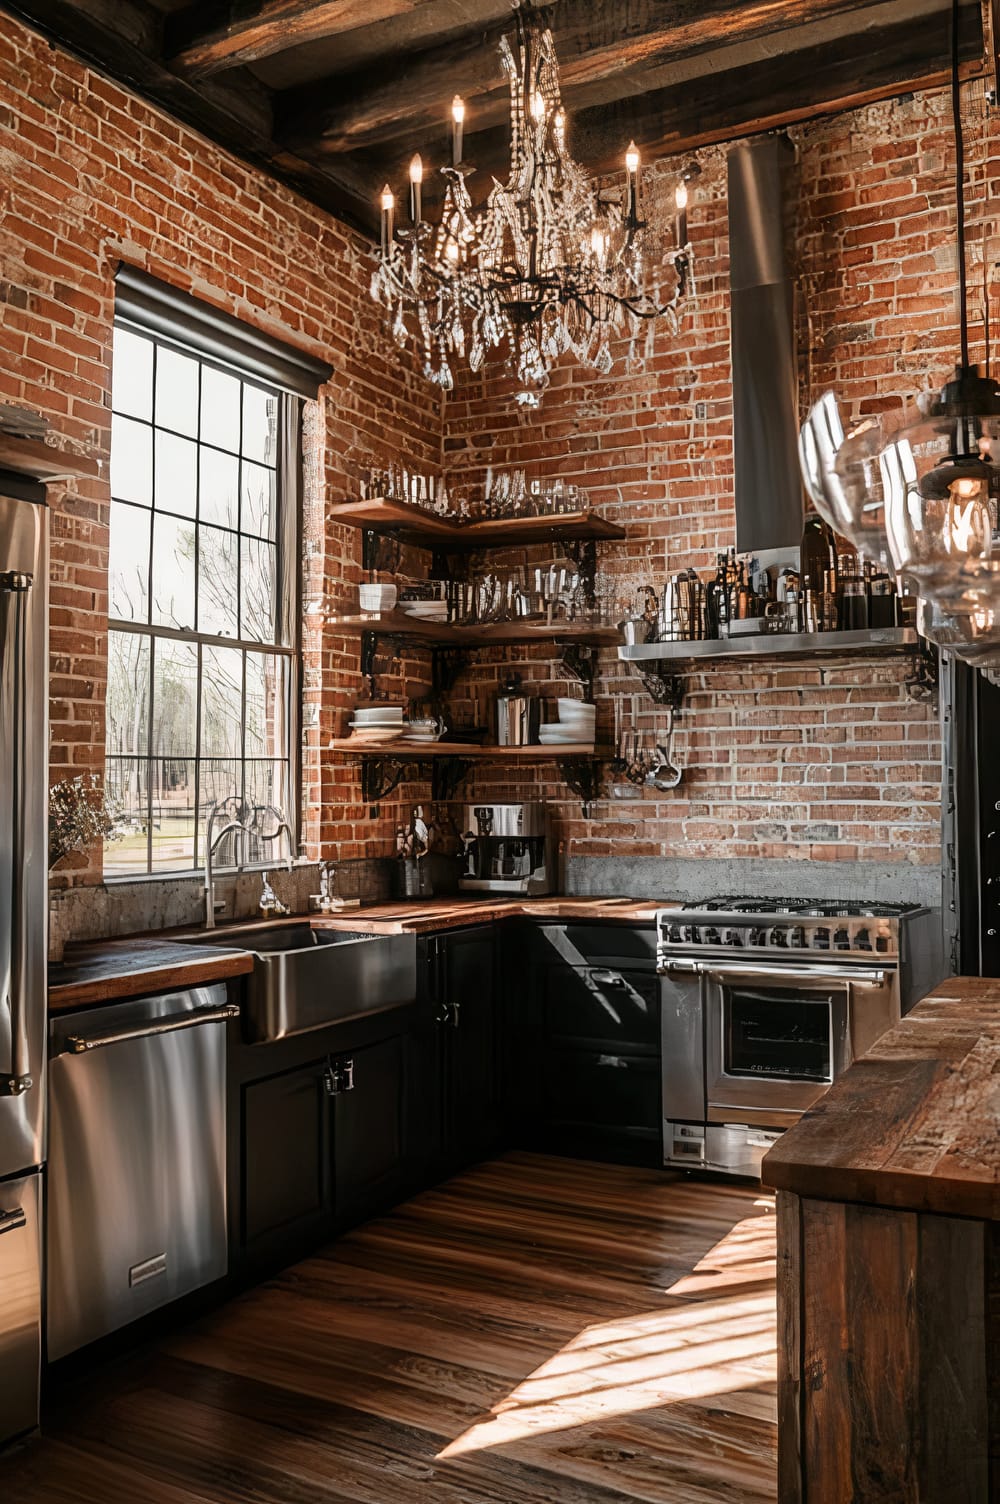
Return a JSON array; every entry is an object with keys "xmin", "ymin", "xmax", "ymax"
[
  {"xmin": 700, "ymin": 962, "xmax": 890, "ymax": 987},
  {"xmin": 659, "ymin": 959, "xmax": 703, "ymax": 975}
]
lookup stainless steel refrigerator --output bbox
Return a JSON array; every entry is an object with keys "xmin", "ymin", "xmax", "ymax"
[{"xmin": 0, "ymin": 492, "xmax": 46, "ymax": 1446}]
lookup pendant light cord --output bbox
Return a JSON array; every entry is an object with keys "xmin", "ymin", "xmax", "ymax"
[{"xmin": 952, "ymin": 0, "xmax": 970, "ymax": 368}]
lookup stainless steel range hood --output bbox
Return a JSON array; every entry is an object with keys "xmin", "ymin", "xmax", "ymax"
[{"xmin": 728, "ymin": 134, "xmax": 803, "ymax": 556}]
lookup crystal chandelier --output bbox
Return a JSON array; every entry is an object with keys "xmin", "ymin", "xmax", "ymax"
[
  {"xmin": 370, "ymin": 4, "xmax": 694, "ymax": 406},
  {"xmin": 798, "ymin": 0, "xmax": 1000, "ymax": 667}
]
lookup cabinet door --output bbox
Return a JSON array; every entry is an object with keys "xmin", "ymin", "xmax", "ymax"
[
  {"xmin": 541, "ymin": 1048, "xmax": 662, "ymax": 1156},
  {"xmin": 542, "ymin": 964, "xmax": 659, "ymax": 1053},
  {"xmin": 441, "ymin": 927, "xmax": 501, "ymax": 1162},
  {"xmin": 333, "ymin": 1034, "xmax": 407, "ymax": 1225},
  {"xmin": 242, "ymin": 1062, "xmax": 332, "ymax": 1260}
]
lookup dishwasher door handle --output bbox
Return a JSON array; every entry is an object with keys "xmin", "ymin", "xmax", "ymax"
[
  {"xmin": 65, "ymin": 1002, "xmax": 240, "ymax": 1054},
  {"xmin": 0, "ymin": 1205, "xmax": 26, "ymax": 1236}
]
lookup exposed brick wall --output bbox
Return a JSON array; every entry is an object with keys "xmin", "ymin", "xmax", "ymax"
[
  {"xmin": 1, "ymin": 15, "xmax": 955, "ymax": 887},
  {"xmin": 0, "ymin": 14, "xmax": 441, "ymax": 883},
  {"xmin": 435, "ymin": 91, "xmax": 968, "ymax": 870}
]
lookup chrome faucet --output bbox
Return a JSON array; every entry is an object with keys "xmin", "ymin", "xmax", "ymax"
[{"xmin": 203, "ymin": 799, "xmax": 294, "ymax": 929}]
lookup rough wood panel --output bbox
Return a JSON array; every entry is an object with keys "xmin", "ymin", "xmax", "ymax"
[
  {"xmin": 916, "ymin": 1215, "xmax": 988, "ymax": 1500},
  {"xmin": 168, "ymin": 0, "xmax": 427, "ymax": 79},
  {"xmin": 762, "ymin": 979, "xmax": 1000, "ymax": 1220},
  {"xmin": 7, "ymin": 1153, "xmax": 778, "ymax": 1503},
  {"xmin": 799, "ymin": 1199, "xmax": 852, "ymax": 1504},
  {"xmin": 775, "ymin": 1192, "xmax": 803, "ymax": 1504}
]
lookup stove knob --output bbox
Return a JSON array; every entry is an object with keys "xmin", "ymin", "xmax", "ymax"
[
  {"xmin": 770, "ymin": 927, "xmax": 788, "ymax": 948},
  {"xmin": 834, "ymin": 927, "xmax": 851, "ymax": 950},
  {"xmin": 813, "ymin": 927, "xmax": 830, "ymax": 950},
  {"xmin": 789, "ymin": 926, "xmax": 805, "ymax": 948},
  {"xmin": 855, "ymin": 927, "xmax": 872, "ymax": 951}
]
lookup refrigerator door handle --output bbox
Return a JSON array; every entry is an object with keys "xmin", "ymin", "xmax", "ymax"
[
  {"xmin": 1, "ymin": 571, "xmax": 33, "ymax": 1099},
  {"xmin": 0, "ymin": 1205, "xmax": 26, "ymax": 1236}
]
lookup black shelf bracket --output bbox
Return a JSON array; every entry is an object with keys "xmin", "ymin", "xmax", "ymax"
[
  {"xmin": 560, "ymin": 642, "xmax": 598, "ymax": 703},
  {"xmin": 361, "ymin": 528, "xmax": 402, "ymax": 576},
  {"xmin": 567, "ymin": 538, "xmax": 598, "ymax": 607},
  {"xmin": 431, "ymin": 756, "xmax": 473, "ymax": 801},
  {"xmin": 631, "ymin": 664, "xmax": 686, "ymax": 709},
  {"xmin": 360, "ymin": 756, "xmax": 409, "ymax": 803},
  {"xmin": 559, "ymin": 756, "xmax": 605, "ymax": 818},
  {"xmin": 905, "ymin": 640, "xmax": 939, "ymax": 707},
  {"xmin": 360, "ymin": 630, "xmax": 403, "ymax": 699},
  {"xmin": 432, "ymin": 646, "xmax": 469, "ymax": 697}
]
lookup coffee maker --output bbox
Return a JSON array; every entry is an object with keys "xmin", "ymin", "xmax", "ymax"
[{"xmin": 458, "ymin": 803, "xmax": 552, "ymax": 895}]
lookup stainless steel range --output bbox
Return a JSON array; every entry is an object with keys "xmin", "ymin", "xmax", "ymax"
[{"xmin": 657, "ymin": 896, "xmax": 943, "ymax": 1177}]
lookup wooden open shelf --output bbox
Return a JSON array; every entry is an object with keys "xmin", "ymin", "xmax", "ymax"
[
  {"xmin": 328, "ymin": 739, "xmax": 601, "ymax": 758},
  {"xmin": 0, "ymin": 433, "xmax": 102, "ymax": 484},
  {"xmin": 326, "ymin": 608, "xmax": 621, "ymax": 649},
  {"xmin": 330, "ymin": 496, "xmax": 626, "ymax": 550}
]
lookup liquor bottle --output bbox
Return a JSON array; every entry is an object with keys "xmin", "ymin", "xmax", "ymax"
[
  {"xmin": 837, "ymin": 549, "xmax": 868, "ymax": 631},
  {"xmin": 800, "ymin": 513, "xmax": 837, "ymax": 631},
  {"xmin": 705, "ymin": 553, "xmax": 728, "ymax": 638}
]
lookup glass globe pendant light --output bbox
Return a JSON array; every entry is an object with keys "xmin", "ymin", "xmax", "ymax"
[
  {"xmin": 828, "ymin": 0, "xmax": 1000, "ymax": 607},
  {"xmin": 799, "ymin": 390, "xmax": 890, "ymax": 565}
]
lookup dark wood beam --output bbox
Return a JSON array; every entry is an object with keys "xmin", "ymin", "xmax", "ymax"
[
  {"xmin": 278, "ymin": 0, "xmax": 886, "ymax": 156},
  {"xmin": 350, "ymin": 4, "xmax": 984, "ymax": 203},
  {"xmin": 0, "ymin": 0, "xmax": 378, "ymax": 232},
  {"xmin": 166, "ymin": 0, "xmax": 426, "ymax": 81}
]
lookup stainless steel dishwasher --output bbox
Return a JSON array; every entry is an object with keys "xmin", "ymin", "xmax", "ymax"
[{"xmin": 47, "ymin": 985, "xmax": 237, "ymax": 1360}]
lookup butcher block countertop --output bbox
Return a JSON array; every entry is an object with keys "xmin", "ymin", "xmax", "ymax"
[
  {"xmin": 47, "ymin": 896, "xmax": 668, "ymax": 1009},
  {"xmin": 48, "ymin": 938, "xmax": 254, "ymax": 1012},
  {"xmin": 310, "ymin": 895, "xmax": 667, "ymax": 934},
  {"xmin": 762, "ymin": 977, "xmax": 1000, "ymax": 1221}
]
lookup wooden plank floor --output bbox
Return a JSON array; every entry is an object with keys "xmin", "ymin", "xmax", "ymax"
[{"xmin": 8, "ymin": 1153, "xmax": 778, "ymax": 1503}]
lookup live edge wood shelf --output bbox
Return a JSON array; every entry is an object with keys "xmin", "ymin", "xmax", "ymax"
[
  {"xmin": 326, "ymin": 609, "xmax": 620, "ymax": 650},
  {"xmin": 329, "ymin": 497, "xmax": 626, "ymax": 551}
]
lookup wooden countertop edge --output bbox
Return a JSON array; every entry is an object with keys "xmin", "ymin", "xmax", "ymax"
[
  {"xmin": 761, "ymin": 977, "xmax": 1000, "ymax": 1220},
  {"xmin": 48, "ymin": 949, "xmax": 254, "ymax": 1012},
  {"xmin": 309, "ymin": 899, "xmax": 664, "ymax": 933}
]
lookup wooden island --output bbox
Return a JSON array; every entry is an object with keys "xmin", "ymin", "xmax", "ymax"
[{"xmin": 762, "ymin": 977, "xmax": 1000, "ymax": 1502}]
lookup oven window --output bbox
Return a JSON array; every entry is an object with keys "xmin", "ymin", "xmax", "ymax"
[{"xmin": 725, "ymin": 990, "xmax": 832, "ymax": 1082}]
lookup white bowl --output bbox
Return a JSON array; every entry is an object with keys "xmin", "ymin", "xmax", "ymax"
[
  {"xmin": 557, "ymin": 697, "xmax": 595, "ymax": 718},
  {"xmin": 352, "ymin": 707, "xmax": 404, "ymax": 724},
  {"xmin": 359, "ymin": 582, "xmax": 397, "ymax": 613}
]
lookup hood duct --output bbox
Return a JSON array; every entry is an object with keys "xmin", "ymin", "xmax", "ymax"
[{"xmin": 727, "ymin": 134, "xmax": 803, "ymax": 555}]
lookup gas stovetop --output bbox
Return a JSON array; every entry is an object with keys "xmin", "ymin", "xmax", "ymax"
[
  {"xmin": 657, "ymin": 895, "xmax": 927, "ymax": 960},
  {"xmin": 681, "ymin": 896, "xmax": 922, "ymax": 919}
]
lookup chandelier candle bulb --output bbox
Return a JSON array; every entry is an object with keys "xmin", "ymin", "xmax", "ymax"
[
  {"xmin": 408, "ymin": 153, "xmax": 423, "ymax": 225},
  {"xmin": 379, "ymin": 184, "xmax": 395, "ymax": 256},
  {"xmin": 675, "ymin": 180, "xmax": 688, "ymax": 248},
  {"xmin": 625, "ymin": 140, "xmax": 640, "ymax": 223},
  {"xmin": 451, "ymin": 95, "xmax": 465, "ymax": 166}
]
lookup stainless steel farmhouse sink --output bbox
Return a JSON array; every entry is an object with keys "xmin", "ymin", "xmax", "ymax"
[{"xmin": 180, "ymin": 923, "xmax": 417, "ymax": 1042}]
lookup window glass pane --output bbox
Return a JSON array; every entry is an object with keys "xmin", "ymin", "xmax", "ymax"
[
  {"xmin": 201, "ymin": 646, "xmax": 243, "ymax": 760},
  {"xmin": 242, "ymin": 384, "xmax": 278, "ymax": 466},
  {"xmin": 198, "ymin": 524, "xmax": 238, "ymax": 637},
  {"xmin": 155, "ymin": 347, "xmax": 199, "ymax": 437},
  {"xmin": 152, "ymin": 638, "xmax": 198, "ymax": 759},
  {"xmin": 199, "ymin": 446, "xmax": 239, "ymax": 530},
  {"xmin": 151, "ymin": 514, "xmax": 196, "ymax": 630},
  {"xmin": 198, "ymin": 761, "xmax": 242, "ymax": 865},
  {"xmin": 154, "ymin": 431, "xmax": 197, "ymax": 517},
  {"xmin": 240, "ymin": 536, "xmax": 275, "ymax": 643},
  {"xmin": 106, "ymin": 630, "xmax": 150, "ymax": 759},
  {"xmin": 103, "ymin": 758, "xmax": 151, "ymax": 876},
  {"xmin": 111, "ymin": 329, "xmax": 153, "ymax": 421},
  {"xmin": 201, "ymin": 366, "xmax": 241, "ymax": 453},
  {"xmin": 150, "ymin": 758, "xmax": 197, "ymax": 871},
  {"xmin": 241, "ymin": 460, "xmax": 275, "ymax": 540},
  {"xmin": 110, "ymin": 415, "xmax": 152, "ymax": 506},
  {"xmin": 245, "ymin": 653, "xmax": 288, "ymax": 759},
  {"xmin": 245, "ymin": 759, "xmax": 291, "ymax": 828},
  {"xmin": 108, "ymin": 501, "xmax": 150, "ymax": 623}
]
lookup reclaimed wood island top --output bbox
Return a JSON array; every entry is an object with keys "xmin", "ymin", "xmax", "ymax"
[{"xmin": 762, "ymin": 976, "xmax": 1000, "ymax": 1221}]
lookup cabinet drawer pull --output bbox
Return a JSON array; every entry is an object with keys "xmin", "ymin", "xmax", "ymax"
[{"xmin": 590, "ymin": 970, "xmax": 625, "ymax": 986}]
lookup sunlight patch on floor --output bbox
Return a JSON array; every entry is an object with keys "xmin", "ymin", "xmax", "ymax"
[{"xmin": 437, "ymin": 1208, "xmax": 776, "ymax": 1458}]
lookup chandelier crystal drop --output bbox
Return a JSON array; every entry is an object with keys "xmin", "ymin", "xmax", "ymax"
[{"xmin": 370, "ymin": 6, "xmax": 693, "ymax": 406}]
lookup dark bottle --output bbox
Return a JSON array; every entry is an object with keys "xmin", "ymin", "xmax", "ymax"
[
  {"xmin": 867, "ymin": 564, "xmax": 898, "ymax": 628},
  {"xmin": 705, "ymin": 553, "xmax": 728, "ymax": 638},
  {"xmin": 838, "ymin": 549, "xmax": 868, "ymax": 631},
  {"xmin": 800, "ymin": 513, "xmax": 838, "ymax": 631}
]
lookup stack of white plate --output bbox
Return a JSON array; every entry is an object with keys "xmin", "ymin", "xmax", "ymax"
[
  {"xmin": 538, "ymin": 698, "xmax": 597, "ymax": 747},
  {"xmin": 403, "ymin": 600, "xmax": 449, "ymax": 623},
  {"xmin": 347, "ymin": 705, "xmax": 404, "ymax": 743}
]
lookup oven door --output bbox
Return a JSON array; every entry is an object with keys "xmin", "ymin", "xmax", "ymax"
[{"xmin": 702, "ymin": 961, "xmax": 894, "ymax": 1124}]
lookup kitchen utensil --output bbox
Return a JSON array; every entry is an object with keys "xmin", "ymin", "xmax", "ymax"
[
  {"xmin": 496, "ymin": 676, "xmax": 540, "ymax": 746},
  {"xmin": 646, "ymin": 707, "xmax": 683, "ymax": 790}
]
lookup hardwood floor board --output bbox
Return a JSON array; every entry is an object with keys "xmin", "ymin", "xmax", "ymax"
[{"xmin": 6, "ymin": 1154, "xmax": 777, "ymax": 1504}]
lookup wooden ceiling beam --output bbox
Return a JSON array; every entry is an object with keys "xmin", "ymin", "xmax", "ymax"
[
  {"xmin": 1, "ymin": 0, "xmax": 379, "ymax": 232},
  {"xmin": 353, "ymin": 4, "xmax": 984, "ymax": 206},
  {"xmin": 278, "ymin": 0, "xmax": 886, "ymax": 156},
  {"xmin": 166, "ymin": 0, "xmax": 426, "ymax": 81}
]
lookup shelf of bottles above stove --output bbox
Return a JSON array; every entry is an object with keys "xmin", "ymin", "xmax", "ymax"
[{"xmin": 617, "ymin": 626, "xmax": 918, "ymax": 664}]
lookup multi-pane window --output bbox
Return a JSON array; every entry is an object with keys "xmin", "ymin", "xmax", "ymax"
[{"xmin": 104, "ymin": 324, "xmax": 295, "ymax": 876}]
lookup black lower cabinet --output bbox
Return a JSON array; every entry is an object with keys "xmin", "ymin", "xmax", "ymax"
[
  {"xmin": 241, "ymin": 1060, "xmax": 333, "ymax": 1265},
  {"xmin": 332, "ymin": 1033, "xmax": 407, "ymax": 1225},
  {"xmin": 425, "ymin": 925, "xmax": 502, "ymax": 1172}
]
